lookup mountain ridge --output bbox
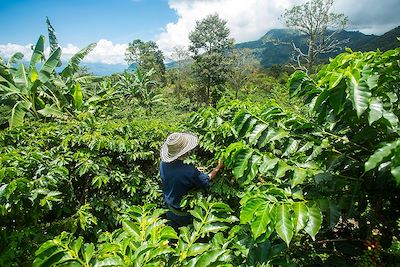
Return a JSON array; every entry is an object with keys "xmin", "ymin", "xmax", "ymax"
[{"xmin": 236, "ymin": 26, "xmax": 400, "ymax": 67}]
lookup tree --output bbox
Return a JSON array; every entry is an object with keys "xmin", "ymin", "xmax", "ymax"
[
  {"xmin": 228, "ymin": 48, "xmax": 261, "ymax": 99},
  {"xmin": 189, "ymin": 13, "xmax": 234, "ymax": 105},
  {"xmin": 125, "ymin": 40, "xmax": 166, "ymax": 83},
  {"xmin": 283, "ymin": 0, "xmax": 347, "ymax": 74},
  {"xmin": 170, "ymin": 46, "xmax": 191, "ymax": 98}
]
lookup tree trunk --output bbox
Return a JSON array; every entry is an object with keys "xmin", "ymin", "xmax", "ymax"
[{"xmin": 307, "ymin": 38, "xmax": 315, "ymax": 74}]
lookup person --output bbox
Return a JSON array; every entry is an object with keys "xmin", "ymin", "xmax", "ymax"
[{"xmin": 160, "ymin": 132, "xmax": 223, "ymax": 231}]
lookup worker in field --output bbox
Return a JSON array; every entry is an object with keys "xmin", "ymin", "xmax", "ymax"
[{"xmin": 160, "ymin": 132, "xmax": 223, "ymax": 231}]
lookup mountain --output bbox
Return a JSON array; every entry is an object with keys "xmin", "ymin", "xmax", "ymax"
[{"xmin": 236, "ymin": 26, "xmax": 400, "ymax": 68}]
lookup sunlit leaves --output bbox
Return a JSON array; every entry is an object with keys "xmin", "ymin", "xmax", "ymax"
[
  {"xmin": 348, "ymin": 69, "xmax": 371, "ymax": 117},
  {"xmin": 368, "ymin": 97, "xmax": 383, "ymax": 124},
  {"xmin": 365, "ymin": 140, "xmax": 400, "ymax": 172},
  {"xmin": 240, "ymin": 191, "xmax": 323, "ymax": 244},
  {"xmin": 304, "ymin": 204, "xmax": 322, "ymax": 240},
  {"xmin": 275, "ymin": 204, "xmax": 293, "ymax": 246},
  {"xmin": 251, "ymin": 203, "xmax": 272, "ymax": 239}
]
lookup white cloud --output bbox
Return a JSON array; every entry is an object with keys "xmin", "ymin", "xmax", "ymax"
[
  {"xmin": 157, "ymin": 0, "xmax": 300, "ymax": 57},
  {"xmin": 83, "ymin": 39, "xmax": 128, "ymax": 65},
  {"xmin": 157, "ymin": 0, "xmax": 400, "ymax": 57},
  {"xmin": 0, "ymin": 43, "xmax": 33, "ymax": 61},
  {"xmin": 0, "ymin": 39, "xmax": 128, "ymax": 65}
]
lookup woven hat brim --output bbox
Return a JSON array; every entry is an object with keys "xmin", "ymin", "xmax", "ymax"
[{"xmin": 160, "ymin": 133, "xmax": 198, "ymax": 163}]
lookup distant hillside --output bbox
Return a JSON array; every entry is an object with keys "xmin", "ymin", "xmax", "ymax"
[{"xmin": 236, "ymin": 26, "xmax": 400, "ymax": 68}]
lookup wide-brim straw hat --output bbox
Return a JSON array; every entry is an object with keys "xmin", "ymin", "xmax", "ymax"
[{"xmin": 160, "ymin": 132, "xmax": 198, "ymax": 163}]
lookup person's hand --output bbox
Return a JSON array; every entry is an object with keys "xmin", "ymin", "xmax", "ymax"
[
  {"xmin": 198, "ymin": 166, "xmax": 207, "ymax": 172},
  {"xmin": 209, "ymin": 160, "xmax": 224, "ymax": 181},
  {"xmin": 216, "ymin": 161, "xmax": 224, "ymax": 170}
]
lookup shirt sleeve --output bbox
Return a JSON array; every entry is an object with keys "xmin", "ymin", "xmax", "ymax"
[{"xmin": 192, "ymin": 167, "xmax": 211, "ymax": 188}]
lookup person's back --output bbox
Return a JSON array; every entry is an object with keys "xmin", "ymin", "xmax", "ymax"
[
  {"xmin": 160, "ymin": 160, "xmax": 210, "ymax": 210},
  {"xmin": 159, "ymin": 132, "xmax": 223, "ymax": 231}
]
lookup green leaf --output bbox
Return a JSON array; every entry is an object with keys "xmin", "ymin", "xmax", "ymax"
[
  {"xmin": 187, "ymin": 243, "xmax": 211, "ymax": 257},
  {"xmin": 201, "ymin": 222, "xmax": 229, "ymax": 234},
  {"xmin": 13, "ymin": 63, "xmax": 28, "ymax": 91},
  {"xmin": 38, "ymin": 47, "xmax": 62, "ymax": 84},
  {"xmin": 282, "ymin": 139, "xmax": 300, "ymax": 157},
  {"xmin": 192, "ymin": 249, "xmax": 226, "ymax": 267},
  {"xmin": 248, "ymin": 123, "xmax": 268, "ymax": 145},
  {"xmin": 94, "ymin": 256, "xmax": 124, "ymax": 267},
  {"xmin": 83, "ymin": 243, "xmax": 95, "ymax": 264},
  {"xmin": 122, "ymin": 220, "xmax": 140, "ymax": 238},
  {"xmin": 259, "ymin": 154, "xmax": 279, "ymax": 174},
  {"xmin": 73, "ymin": 82, "xmax": 83, "ymax": 110},
  {"xmin": 275, "ymin": 203, "xmax": 293, "ymax": 246},
  {"xmin": 292, "ymin": 202, "xmax": 308, "ymax": 233},
  {"xmin": 240, "ymin": 197, "xmax": 266, "ymax": 224},
  {"xmin": 382, "ymin": 110, "xmax": 399, "ymax": 128},
  {"xmin": 239, "ymin": 154, "xmax": 259, "ymax": 186},
  {"xmin": 348, "ymin": 69, "xmax": 371, "ymax": 117},
  {"xmin": 9, "ymin": 101, "xmax": 31, "ymax": 128},
  {"xmin": 7, "ymin": 51, "xmax": 24, "ymax": 66},
  {"xmin": 365, "ymin": 140, "xmax": 399, "ymax": 172},
  {"xmin": 160, "ymin": 226, "xmax": 178, "ymax": 240},
  {"xmin": 34, "ymin": 240, "xmax": 58, "ymax": 257},
  {"xmin": 368, "ymin": 97, "xmax": 383, "ymax": 125},
  {"xmin": 304, "ymin": 204, "xmax": 322, "ymax": 240},
  {"xmin": 328, "ymin": 72, "xmax": 343, "ymax": 88},
  {"xmin": 70, "ymin": 237, "xmax": 83, "ymax": 255},
  {"xmin": 37, "ymin": 105, "xmax": 65, "ymax": 118},
  {"xmin": 61, "ymin": 43, "xmax": 97, "ymax": 77},
  {"xmin": 232, "ymin": 147, "xmax": 252, "ymax": 179},
  {"xmin": 251, "ymin": 203, "xmax": 271, "ymax": 239},
  {"xmin": 29, "ymin": 35, "xmax": 45, "ymax": 74},
  {"xmin": 327, "ymin": 200, "xmax": 340, "ymax": 228},
  {"xmin": 291, "ymin": 168, "xmax": 307, "ymax": 188},
  {"xmin": 391, "ymin": 166, "xmax": 400, "ymax": 185},
  {"xmin": 275, "ymin": 160, "xmax": 292, "ymax": 179}
]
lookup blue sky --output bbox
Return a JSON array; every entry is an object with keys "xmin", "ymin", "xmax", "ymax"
[
  {"xmin": 0, "ymin": 0, "xmax": 176, "ymax": 46},
  {"xmin": 1, "ymin": 0, "xmax": 399, "ymax": 65}
]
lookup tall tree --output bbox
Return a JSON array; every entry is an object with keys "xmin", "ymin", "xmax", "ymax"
[
  {"xmin": 170, "ymin": 46, "xmax": 191, "ymax": 98},
  {"xmin": 283, "ymin": 0, "xmax": 347, "ymax": 74},
  {"xmin": 125, "ymin": 40, "xmax": 166, "ymax": 83},
  {"xmin": 228, "ymin": 48, "xmax": 261, "ymax": 99},
  {"xmin": 189, "ymin": 13, "xmax": 234, "ymax": 105}
]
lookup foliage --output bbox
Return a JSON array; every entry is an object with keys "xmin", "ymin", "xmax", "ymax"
[
  {"xmin": 1, "ymin": 26, "xmax": 399, "ymax": 267},
  {"xmin": 0, "ymin": 20, "xmax": 97, "ymax": 128},
  {"xmin": 125, "ymin": 39, "xmax": 166, "ymax": 84},
  {"xmin": 0, "ymin": 35, "xmax": 62, "ymax": 127},
  {"xmin": 0, "ymin": 116, "xmax": 176, "ymax": 265},
  {"xmin": 287, "ymin": 46, "xmax": 400, "ymax": 264},
  {"xmin": 283, "ymin": 0, "xmax": 348, "ymax": 73},
  {"xmin": 227, "ymin": 48, "xmax": 261, "ymax": 99},
  {"xmin": 189, "ymin": 13, "xmax": 235, "ymax": 105}
]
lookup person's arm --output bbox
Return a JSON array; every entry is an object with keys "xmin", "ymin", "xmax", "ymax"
[{"xmin": 209, "ymin": 161, "xmax": 223, "ymax": 181}]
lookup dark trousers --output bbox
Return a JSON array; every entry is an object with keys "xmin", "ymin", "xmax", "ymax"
[{"xmin": 166, "ymin": 210, "xmax": 193, "ymax": 232}]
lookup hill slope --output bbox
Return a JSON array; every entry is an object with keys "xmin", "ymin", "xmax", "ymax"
[{"xmin": 236, "ymin": 26, "xmax": 400, "ymax": 67}]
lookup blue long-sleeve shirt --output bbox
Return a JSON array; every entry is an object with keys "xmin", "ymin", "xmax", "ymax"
[{"xmin": 160, "ymin": 160, "xmax": 210, "ymax": 209}]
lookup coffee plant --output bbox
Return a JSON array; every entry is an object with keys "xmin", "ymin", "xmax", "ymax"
[{"xmin": 1, "ymin": 36, "xmax": 399, "ymax": 266}]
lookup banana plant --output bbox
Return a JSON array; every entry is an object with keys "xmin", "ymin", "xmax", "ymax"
[
  {"xmin": 132, "ymin": 68, "xmax": 163, "ymax": 115},
  {"xmin": 44, "ymin": 17, "xmax": 98, "ymax": 113},
  {"xmin": 0, "ymin": 35, "xmax": 62, "ymax": 127}
]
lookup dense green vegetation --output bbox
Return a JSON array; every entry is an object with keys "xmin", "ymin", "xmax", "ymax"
[{"xmin": 1, "ymin": 11, "xmax": 400, "ymax": 267}]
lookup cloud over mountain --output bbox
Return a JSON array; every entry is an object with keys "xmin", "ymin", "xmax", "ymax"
[{"xmin": 157, "ymin": 0, "xmax": 400, "ymax": 57}]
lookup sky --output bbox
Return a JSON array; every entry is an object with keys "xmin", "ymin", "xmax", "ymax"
[{"xmin": 1, "ymin": 0, "xmax": 399, "ymax": 65}]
